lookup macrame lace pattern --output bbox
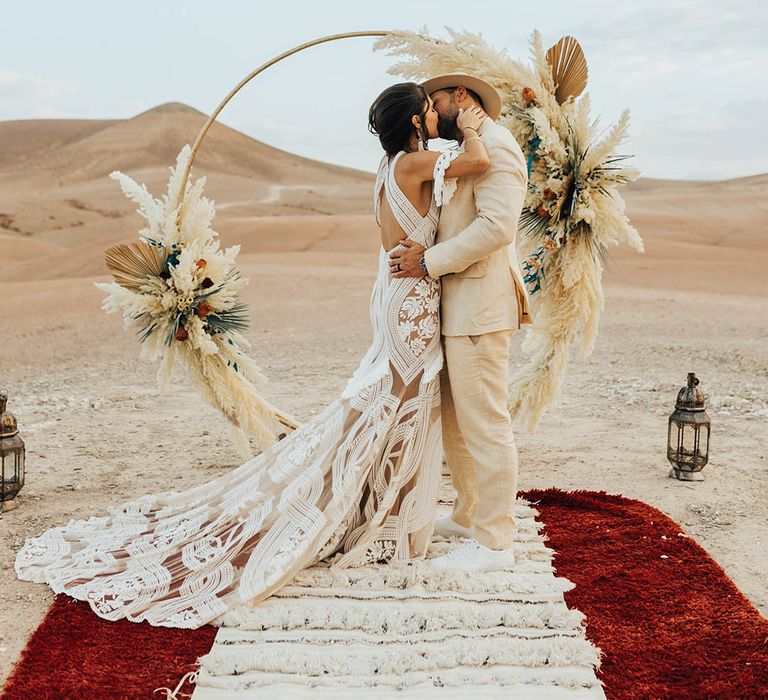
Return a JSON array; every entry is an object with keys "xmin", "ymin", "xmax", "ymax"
[{"xmin": 14, "ymin": 149, "xmax": 458, "ymax": 630}]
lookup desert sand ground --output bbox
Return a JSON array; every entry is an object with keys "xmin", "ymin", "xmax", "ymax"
[{"xmin": 1, "ymin": 104, "xmax": 766, "ymax": 687}]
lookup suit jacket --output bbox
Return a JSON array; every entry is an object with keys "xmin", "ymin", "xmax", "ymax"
[{"xmin": 423, "ymin": 118, "xmax": 533, "ymax": 336}]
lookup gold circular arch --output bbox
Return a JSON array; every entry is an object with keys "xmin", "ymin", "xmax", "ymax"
[{"xmin": 175, "ymin": 30, "xmax": 390, "ymax": 227}]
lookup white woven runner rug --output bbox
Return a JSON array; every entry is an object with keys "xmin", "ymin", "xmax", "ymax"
[{"xmin": 190, "ymin": 497, "xmax": 606, "ymax": 699}]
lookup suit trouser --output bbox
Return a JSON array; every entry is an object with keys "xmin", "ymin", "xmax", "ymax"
[{"xmin": 439, "ymin": 329, "xmax": 518, "ymax": 550}]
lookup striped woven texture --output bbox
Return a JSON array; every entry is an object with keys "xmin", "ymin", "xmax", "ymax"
[{"xmin": 190, "ymin": 498, "xmax": 605, "ymax": 698}]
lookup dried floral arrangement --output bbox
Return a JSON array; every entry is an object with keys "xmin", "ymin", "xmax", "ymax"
[
  {"xmin": 374, "ymin": 28, "xmax": 644, "ymax": 429},
  {"xmin": 95, "ymin": 146, "xmax": 291, "ymax": 458}
]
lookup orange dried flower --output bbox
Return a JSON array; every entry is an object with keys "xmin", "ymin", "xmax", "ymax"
[
  {"xmin": 543, "ymin": 188, "xmax": 556, "ymax": 200},
  {"xmin": 196, "ymin": 258, "xmax": 207, "ymax": 269},
  {"xmin": 544, "ymin": 239, "xmax": 558, "ymax": 250},
  {"xmin": 175, "ymin": 327, "xmax": 188, "ymax": 341},
  {"xmin": 536, "ymin": 204, "xmax": 550, "ymax": 218},
  {"xmin": 529, "ymin": 258, "xmax": 542, "ymax": 269},
  {"xmin": 522, "ymin": 87, "xmax": 536, "ymax": 102},
  {"xmin": 196, "ymin": 300, "xmax": 213, "ymax": 316}
]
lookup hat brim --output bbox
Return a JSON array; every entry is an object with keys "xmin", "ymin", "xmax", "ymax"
[{"xmin": 421, "ymin": 73, "xmax": 502, "ymax": 120}]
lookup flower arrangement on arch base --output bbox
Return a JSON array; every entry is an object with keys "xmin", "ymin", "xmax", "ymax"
[
  {"xmin": 95, "ymin": 146, "xmax": 291, "ymax": 459},
  {"xmin": 375, "ymin": 28, "xmax": 644, "ymax": 430}
]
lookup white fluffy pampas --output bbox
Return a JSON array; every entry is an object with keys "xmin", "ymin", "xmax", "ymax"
[
  {"xmin": 375, "ymin": 28, "xmax": 644, "ymax": 430},
  {"xmin": 95, "ymin": 145, "xmax": 283, "ymax": 458}
]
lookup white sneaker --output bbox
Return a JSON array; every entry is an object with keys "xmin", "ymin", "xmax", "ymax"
[
  {"xmin": 432, "ymin": 514, "xmax": 474, "ymax": 540},
  {"xmin": 427, "ymin": 538, "xmax": 516, "ymax": 572}
]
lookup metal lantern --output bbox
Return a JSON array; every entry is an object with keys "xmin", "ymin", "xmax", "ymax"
[
  {"xmin": 667, "ymin": 373, "xmax": 710, "ymax": 481},
  {"xmin": 0, "ymin": 390, "xmax": 26, "ymax": 507}
]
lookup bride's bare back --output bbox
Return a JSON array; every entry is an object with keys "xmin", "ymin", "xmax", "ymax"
[{"xmin": 378, "ymin": 162, "xmax": 435, "ymax": 251}]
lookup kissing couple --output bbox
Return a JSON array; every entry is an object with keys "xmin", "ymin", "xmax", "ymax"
[{"xmin": 15, "ymin": 72, "xmax": 533, "ymax": 630}]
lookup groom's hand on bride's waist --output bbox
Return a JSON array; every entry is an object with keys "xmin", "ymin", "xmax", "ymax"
[{"xmin": 389, "ymin": 238, "xmax": 427, "ymax": 278}]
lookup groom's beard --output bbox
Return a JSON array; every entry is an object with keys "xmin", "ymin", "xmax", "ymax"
[{"xmin": 437, "ymin": 110, "xmax": 460, "ymax": 141}]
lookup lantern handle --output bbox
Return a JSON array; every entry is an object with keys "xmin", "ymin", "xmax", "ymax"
[{"xmin": 174, "ymin": 30, "xmax": 391, "ymax": 229}]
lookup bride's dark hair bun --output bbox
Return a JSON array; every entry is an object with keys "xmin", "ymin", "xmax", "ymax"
[{"xmin": 368, "ymin": 82, "xmax": 429, "ymax": 156}]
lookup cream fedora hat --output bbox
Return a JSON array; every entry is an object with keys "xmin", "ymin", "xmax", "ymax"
[{"xmin": 421, "ymin": 73, "xmax": 502, "ymax": 120}]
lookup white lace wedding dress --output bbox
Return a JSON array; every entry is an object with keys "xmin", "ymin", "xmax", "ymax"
[{"xmin": 15, "ymin": 149, "xmax": 461, "ymax": 629}]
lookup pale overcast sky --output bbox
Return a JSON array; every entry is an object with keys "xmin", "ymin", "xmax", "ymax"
[{"xmin": 2, "ymin": 0, "xmax": 766, "ymax": 180}]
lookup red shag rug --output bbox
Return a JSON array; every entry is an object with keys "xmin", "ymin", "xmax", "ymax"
[
  {"xmin": 3, "ymin": 488, "xmax": 767, "ymax": 699},
  {"xmin": 524, "ymin": 488, "xmax": 768, "ymax": 698}
]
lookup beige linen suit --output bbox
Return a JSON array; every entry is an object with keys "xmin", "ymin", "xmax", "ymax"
[{"xmin": 423, "ymin": 117, "xmax": 532, "ymax": 549}]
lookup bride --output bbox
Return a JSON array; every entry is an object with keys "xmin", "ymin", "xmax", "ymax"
[{"xmin": 14, "ymin": 83, "xmax": 490, "ymax": 630}]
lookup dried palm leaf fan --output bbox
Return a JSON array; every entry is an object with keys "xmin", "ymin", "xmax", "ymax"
[
  {"xmin": 104, "ymin": 241, "xmax": 166, "ymax": 292},
  {"xmin": 99, "ymin": 31, "xmax": 389, "ymax": 458},
  {"xmin": 545, "ymin": 35, "xmax": 588, "ymax": 104}
]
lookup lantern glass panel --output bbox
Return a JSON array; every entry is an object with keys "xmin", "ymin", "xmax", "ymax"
[
  {"xmin": 16, "ymin": 448, "xmax": 24, "ymax": 486},
  {"xmin": 682, "ymin": 423, "xmax": 697, "ymax": 460},
  {"xmin": 667, "ymin": 421, "xmax": 673, "ymax": 450},
  {"xmin": 1, "ymin": 441, "xmax": 25, "ymax": 500}
]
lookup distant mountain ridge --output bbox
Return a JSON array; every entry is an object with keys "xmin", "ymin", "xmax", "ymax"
[
  {"xmin": 0, "ymin": 103, "xmax": 765, "ymax": 293},
  {"xmin": 0, "ymin": 101, "xmax": 375, "ymax": 184},
  {"xmin": 2, "ymin": 101, "xmax": 764, "ymax": 187}
]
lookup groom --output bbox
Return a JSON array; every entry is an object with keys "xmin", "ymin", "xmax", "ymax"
[{"xmin": 389, "ymin": 73, "xmax": 532, "ymax": 572}]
